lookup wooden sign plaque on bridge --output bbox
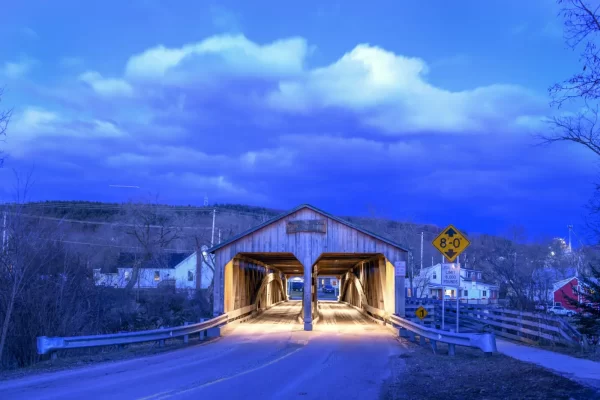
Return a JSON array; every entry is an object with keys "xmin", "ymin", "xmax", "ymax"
[{"xmin": 286, "ymin": 219, "xmax": 327, "ymax": 234}]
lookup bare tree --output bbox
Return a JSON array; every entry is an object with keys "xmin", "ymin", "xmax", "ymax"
[
  {"xmin": 0, "ymin": 87, "xmax": 12, "ymax": 167},
  {"xmin": 541, "ymin": 1, "xmax": 600, "ymax": 153},
  {"xmin": 550, "ymin": 0, "xmax": 600, "ymax": 106},
  {"xmin": 122, "ymin": 197, "xmax": 181, "ymax": 291},
  {"xmin": 0, "ymin": 172, "xmax": 58, "ymax": 365}
]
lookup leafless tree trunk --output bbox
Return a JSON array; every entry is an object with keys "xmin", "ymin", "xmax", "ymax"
[
  {"xmin": 122, "ymin": 197, "xmax": 181, "ymax": 291},
  {"xmin": 0, "ymin": 87, "xmax": 12, "ymax": 167}
]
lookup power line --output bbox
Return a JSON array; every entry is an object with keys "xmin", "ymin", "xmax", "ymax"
[
  {"xmin": 16, "ymin": 213, "xmax": 215, "ymax": 230},
  {"xmin": 48, "ymin": 238, "xmax": 194, "ymax": 252}
]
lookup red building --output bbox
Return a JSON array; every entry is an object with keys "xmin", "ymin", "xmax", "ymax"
[{"xmin": 553, "ymin": 277, "xmax": 581, "ymax": 311}]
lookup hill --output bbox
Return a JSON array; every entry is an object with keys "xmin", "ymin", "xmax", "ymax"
[{"xmin": 6, "ymin": 200, "xmax": 446, "ymax": 271}]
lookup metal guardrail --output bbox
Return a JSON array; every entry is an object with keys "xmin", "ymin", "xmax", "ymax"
[
  {"xmin": 389, "ymin": 315, "xmax": 497, "ymax": 355},
  {"xmin": 37, "ymin": 313, "xmax": 231, "ymax": 355}
]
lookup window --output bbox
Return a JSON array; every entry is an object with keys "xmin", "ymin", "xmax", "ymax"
[
  {"xmin": 464, "ymin": 290, "xmax": 468, "ymax": 297},
  {"xmin": 188, "ymin": 271, "xmax": 194, "ymax": 281},
  {"xmin": 154, "ymin": 271, "xmax": 160, "ymax": 281},
  {"xmin": 477, "ymin": 273, "xmax": 482, "ymax": 279},
  {"xmin": 433, "ymin": 272, "xmax": 437, "ymax": 279},
  {"xmin": 482, "ymin": 290, "xmax": 487, "ymax": 297}
]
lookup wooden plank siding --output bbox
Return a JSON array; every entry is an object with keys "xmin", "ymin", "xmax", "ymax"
[{"xmin": 212, "ymin": 206, "xmax": 408, "ymax": 317}]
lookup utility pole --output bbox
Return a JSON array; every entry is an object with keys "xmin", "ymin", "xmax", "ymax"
[
  {"xmin": 204, "ymin": 194, "xmax": 208, "ymax": 207},
  {"xmin": 420, "ymin": 231, "xmax": 424, "ymax": 272},
  {"xmin": 218, "ymin": 228, "xmax": 221, "ymax": 244},
  {"xmin": 211, "ymin": 209, "xmax": 216, "ymax": 247},
  {"xmin": 2, "ymin": 210, "xmax": 6, "ymax": 253}
]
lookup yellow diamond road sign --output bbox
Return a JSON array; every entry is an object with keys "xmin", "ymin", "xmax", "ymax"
[
  {"xmin": 432, "ymin": 224, "xmax": 470, "ymax": 263},
  {"xmin": 416, "ymin": 306, "xmax": 428, "ymax": 320}
]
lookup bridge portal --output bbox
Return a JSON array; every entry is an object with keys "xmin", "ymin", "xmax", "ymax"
[{"xmin": 208, "ymin": 204, "xmax": 409, "ymax": 331}]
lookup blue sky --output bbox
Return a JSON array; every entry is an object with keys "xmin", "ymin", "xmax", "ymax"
[{"xmin": 0, "ymin": 0, "xmax": 598, "ymax": 240}]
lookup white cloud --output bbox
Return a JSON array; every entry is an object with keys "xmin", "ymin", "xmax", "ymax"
[
  {"xmin": 1, "ymin": 59, "xmax": 35, "ymax": 79},
  {"xmin": 92, "ymin": 120, "xmax": 124, "ymax": 137},
  {"xmin": 266, "ymin": 44, "xmax": 544, "ymax": 134},
  {"xmin": 8, "ymin": 107, "xmax": 127, "ymax": 153},
  {"xmin": 75, "ymin": 34, "xmax": 545, "ymax": 136},
  {"xmin": 13, "ymin": 107, "xmax": 59, "ymax": 136},
  {"xmin": 124, "ymin": 34, "xmax": 308, "ymax": 81},
  {"xmin": 79, "ymin": 71, "xmax": 134, "ymax": 97}
]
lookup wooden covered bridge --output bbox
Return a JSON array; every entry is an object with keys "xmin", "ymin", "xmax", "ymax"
[{"xmin": 208, "ymin": 204, "xmax": 409, "ymax": 331}]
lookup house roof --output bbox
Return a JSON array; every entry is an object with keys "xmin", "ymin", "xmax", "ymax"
[
  {"xmin": 207, "ymin": 203, "xmax": 410, "ymax": 253},
  {"xmin": 553, "ymin": 276, "xmax": 577, "ymax": 292},
  {"xmin": 116, "ymin": 252, "xmax": 192, "ymax": 270}
]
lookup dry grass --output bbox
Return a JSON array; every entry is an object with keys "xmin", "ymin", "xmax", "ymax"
[{"xmin": 382, "ymin": 340, "xmax": 600, "ymax": 400}]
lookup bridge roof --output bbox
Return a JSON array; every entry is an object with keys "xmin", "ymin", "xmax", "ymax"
[{"xmin": 208, "ymin": 203, "xmax": 409, "ymax": 254}]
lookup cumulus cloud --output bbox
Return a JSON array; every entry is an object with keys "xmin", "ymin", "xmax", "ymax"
[
  {"xmin": 124, "ymin": 34, "xmax": 308, "ymax": 82},
  {"xmin": 94, "ymin": 35, "xmax": 544, "ymax": 135},
  {"xmin": 266, "ymin": 44, "xmax": 544, "ymax": 134},
  {"xmin": 79, "ymin": 71, "xmax": 134, "ymax": 97}
]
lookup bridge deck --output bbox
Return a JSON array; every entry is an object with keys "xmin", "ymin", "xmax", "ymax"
[
  {"xmin": 243, "ymin": 301, "xmax": 375, "ymax": 330},
  {"xmin": 247, "ymin": 301, "xmax": 302, "ymax": 325},
  {"xmin": 317, "ymin": 301, "xmax": 373, "ymax": 326}
]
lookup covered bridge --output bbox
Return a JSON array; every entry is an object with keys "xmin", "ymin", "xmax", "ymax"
[{"xmin": 208, "ymin": 204, "xmax": 409, "ymax": 331}]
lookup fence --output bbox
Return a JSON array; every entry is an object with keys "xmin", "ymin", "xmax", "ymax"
[
  {"xmin": 442, "ymin": 305, "xmax": 584, "ymax": 347},
  {"xmin": 405, "ymin": 298, "xmax": 584, "ymax": 347}
]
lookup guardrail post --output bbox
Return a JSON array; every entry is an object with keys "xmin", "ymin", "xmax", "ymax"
[
  {"xmin": 199, "ymin": 318, "xmax": 208, "ymax": 341},
  {"xmin": 184, "ymin": 322, "xmax": 190, "ymax": 344},
  {"xmin": 419, "ymin": 335, "xmax": 426, "ymax": 346},
  {"xmin": 430, "ymin": 339, "xmax": 437, "ymax": 354},
  {"xmin": 159, "ymin": 327, "xmax": 165, "ymax": 347},
  {"xmin": 50, "ymin": 351, "xmax": 57, "ymax": 361},
  {"xmin": 448, "ymin": 343, "xmax": 456, "ymax": 356}
]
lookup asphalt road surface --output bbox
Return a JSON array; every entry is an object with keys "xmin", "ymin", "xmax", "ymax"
[{"xmin": 0, "ymin": 301, "xmax": 405, "ymax": 400}]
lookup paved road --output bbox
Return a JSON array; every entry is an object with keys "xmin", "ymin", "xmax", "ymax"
[{"xmin": 0, "ymin": 302, "xmax": 405, "ymax": 400}]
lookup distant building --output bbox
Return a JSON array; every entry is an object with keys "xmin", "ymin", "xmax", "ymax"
[
  {"xmin": 413, "ymin": 263, "xmax": 499, "ymax": 303},
  {"xmin": 553, "ymin": 276, "xmax": 583, "ymax": 311},
  {"xmin": 93, "ymin": 251, "xmax": 214, "ymax": 290}
]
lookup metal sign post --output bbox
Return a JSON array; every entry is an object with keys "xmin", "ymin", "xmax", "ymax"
[
  {"xmin": 456, "ymin": 264, "xmax": 461, "ymax": 333},
  {"xmin": 442, "ymin": 285, "xmax": 445, "ymax": 330},
  {"xmin": 442, "ymin": 263, "xmax": 461, "ymax": 331}
]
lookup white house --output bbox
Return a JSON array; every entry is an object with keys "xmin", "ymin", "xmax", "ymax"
[
  {"xmin": 412, "ymin": 263, "xmax": 499, "ymax": 303},
  {"xmin": 94, "ymin": 250, "xmax": 214, "ymax": 290}
]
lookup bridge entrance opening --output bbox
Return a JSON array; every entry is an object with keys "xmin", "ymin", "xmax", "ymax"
[{"xmin": 208, "ymin": 204, "xmax": 409, "ymax": 332}]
